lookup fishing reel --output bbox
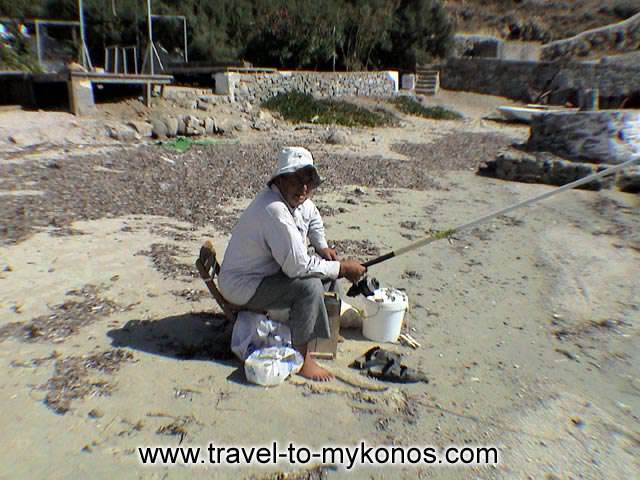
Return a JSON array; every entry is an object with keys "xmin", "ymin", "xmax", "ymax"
[{"xmin": 346, "ymin": 275, "xmax": 379, "ymax": 297}]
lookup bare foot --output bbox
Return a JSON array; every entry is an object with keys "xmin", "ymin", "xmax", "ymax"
[{"xmin": 298, "ymin": 355, "xmax": 334, "ymax": 382}]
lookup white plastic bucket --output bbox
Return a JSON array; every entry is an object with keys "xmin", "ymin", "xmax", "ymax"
[{"xmin": 362, "ymin": 288, "xmax": 408, "ymax": 342}]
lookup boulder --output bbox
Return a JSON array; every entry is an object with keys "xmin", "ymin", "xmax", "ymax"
[
  {"xmin": 204, "ymin": 117, "xmax": 216, "ymax": 135},
  {"xmin": 177, "ymin": 115, "xmax": 187, "ymax": 135},
  {"xmin": 162, "ymin": 116, "xmax": 179, "ymax": 137},
  {"xmin": 107, "ymin": 124, "xmax": 140, "ymax": 142},
  {"xmin": 617, "ymin": 167, "xmax": 640, "ymax": 193},
  {"xmin": 480, "ymin": 149, "xmax": 614, "ymax": 190},
  {"xmin": 150, "ymin": 118, "xmax": 168, "ymax": 139},
  {"xmin": 127, "ymin": 120, "xmax": 153, "ymax": 137}
]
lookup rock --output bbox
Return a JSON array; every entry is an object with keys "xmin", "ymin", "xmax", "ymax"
[
  {"xmin": 8, "ymin": 134, "xmax": 29, "ymax": 145},
  {"xmin": 204, "ymin": 117, "xmax": 215, "ymax": 135},
  {"xmin": 88, "ymin": 408, "xmax": 103, "ymax": 419},
  {"xmin": 251, "ymin": 120, "xmax": 269, "ymax": 131},
  {"xmin": 257, "ymin": 110, "xmax": 273, "ymax": 123},
  {"xmin": 150, "ymin": 118, "xmax": 168, "ymax": 139},
  {"xmin": 162, "ymin": 116, "xmax": 179, "ymax": 137},
  {"xmin": 325, "ymin": 129, "xmax": 348, "ymax": 145},
  {"xmin": 233, "ymin": 120, "xmax": 249, "ymax": 132},
  {"xmin": 479, "ymin": 149, "xmax": 615, "ymax": 190},
  {"xmin": 197, "ymin": 100, "xmax": 209, "ymax": 111},
  {"xmin": 177, "ymin": 116, "xmax": 187, "ymax": 135},
  {"xmin": 617, "ymin": 166, "xmax": 640, "ymax": 193},
  {"xmin": 107, "ymin": 124, "xmax": 140, "ymax": 142},
  {"xmin": 528, "ymin": 111, "xmax": 640, "ymax": 165},
  {"xmin": 184, "ymin": 115, "xmax": 205, "ymax": 136},
  {"xmin": 178, "ymin": 99, "xmax": 197, "ymax": 110},
  {"xmin": 127, "ymin": 120, "xmax": 153, "ymax": 138}
]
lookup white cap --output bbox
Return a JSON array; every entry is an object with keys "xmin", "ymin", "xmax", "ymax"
[{"xmin": 268, "ymin": 146, "xmax": 321, "ymax": 186}]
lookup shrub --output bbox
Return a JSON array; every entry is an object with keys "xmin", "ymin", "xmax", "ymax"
[
  {"xmin": 613, "ymin": 0, "xmax": 640, "ymax": 19},
  {"xmin": 262, "ymin": 91, "xmax": 398, "ymax": 127},
  {"xmin": 389, "ymin": 96, "xmax": 462, "ymax": 120}
]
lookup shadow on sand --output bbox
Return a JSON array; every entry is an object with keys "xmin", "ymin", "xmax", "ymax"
[{"xmin": 107, "ymin": 311, "xmax": 248, "ymax": 384}]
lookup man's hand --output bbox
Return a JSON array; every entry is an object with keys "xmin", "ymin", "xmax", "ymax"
[
  {"xmin": 339, "ymin": 259, "xmax": 366, "ymax": 283},
  {"xmin": 316, "ymin": 247, "xmax": 338, "ymax": 261}
]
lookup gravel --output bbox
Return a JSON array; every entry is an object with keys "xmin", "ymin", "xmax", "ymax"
[
  {"xmin": 0, "ymin": 284, "xmax": 129, "ymax": 344},
  {"xmin": 42, "ymin": 349, "xmax": 134, "ymax": 415},
  {"xmin": 0, "ymin": 132, "xmax": 514, "ymax": 244}
]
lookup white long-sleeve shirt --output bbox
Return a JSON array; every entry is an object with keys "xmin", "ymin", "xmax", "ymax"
[{"xmin": 218, "ymin": 185, "xmax": 341, "ymax": 305}]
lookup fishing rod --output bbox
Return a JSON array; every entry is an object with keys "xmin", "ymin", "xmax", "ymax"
[{"xmin": 347, "ymin": 155, "xmax": 640, "ymax": 297}]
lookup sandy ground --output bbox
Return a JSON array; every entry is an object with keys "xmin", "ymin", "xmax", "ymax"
[{"xmin": 0, "ymin": 91, "xmax": 638, "ymax": 479}]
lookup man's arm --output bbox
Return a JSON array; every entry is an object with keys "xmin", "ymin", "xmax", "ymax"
[
  {"xmin": 265, "ymin": 207, "xmax": 341, "ymax": 279},
  {"xmin": 307, "ymin": 203, "xmax": 338, "ymax": 260},
  {"xmin": 307, "ymin": 203, "xmax": 328, "ymax": 250}
]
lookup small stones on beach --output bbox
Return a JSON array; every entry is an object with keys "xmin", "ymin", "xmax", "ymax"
[
  {"xmin": 402, "ymin": 270, "xmax": 423, "ymax": 280},
  {"xmin": 400, "ymin": 220, "xmax": 419, "ymax": 230},
  {"xmin": 88, "ymin": 408, "xmax": 104, "ymax": 419},
  {"xmin": 171, "ymin": 289, "xmax": 208, "ymax": 302},
  {"xmin": 135, "ymin": 243, "xmax": 197, "ymax": 281},
  {"xmin": 570, "ymin": 417, "xmax": 585, "ymax": 428},
  {"xmin": 331, "ymin": 239, "xmax": 380, "ymax": 259},
  {"xmin": 1, "ymin": 134, "xmax": 510, "ymax": 244}
]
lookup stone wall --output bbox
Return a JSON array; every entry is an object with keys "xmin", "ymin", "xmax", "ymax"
[
  {"xmin": 215, "ymin": 71, "xmax": 399, "ymax": 103},
  {"xmin": 500, "ymin": 41, "xmax": 542, "ymax": 61},
  {"xmin": 541, "ymin": 12, "xmax": 640, "ymax": 61},
  {"xmin": 527, "ymin": 111, "xmax": 640, "ymax": 165},
  {"xmin": 452, "ymin": 34, "xmax": 503, "ymax": 58},
  {"xmin": 162, "ymin": 86, "xmax": 232, "ymax": 111},
  {"xmin": 439, "ymin": 58, "xmax": 640, "ymax": 103}
]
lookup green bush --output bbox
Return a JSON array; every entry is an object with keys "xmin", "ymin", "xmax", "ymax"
[
  {"xmin": 262, "ymin": 91, "xmax": 398, "ymax": 127},
  {"xmin": 389, "ymin": 96, "xmax": 462, "ymax": 120}
]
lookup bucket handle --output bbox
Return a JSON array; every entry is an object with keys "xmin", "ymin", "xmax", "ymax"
[{"xmin": 362, "ymin": 298, "xmax": 409, "ymax": 319}]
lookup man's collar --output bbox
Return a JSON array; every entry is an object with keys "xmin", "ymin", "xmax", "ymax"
[{"xmin": 270, "ymin": 184, "xmax": 297, "ymax": 213}]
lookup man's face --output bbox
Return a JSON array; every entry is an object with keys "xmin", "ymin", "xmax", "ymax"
[{"xmin": 276, "ymin": 167, "xmax": 318, "ymax": 209}]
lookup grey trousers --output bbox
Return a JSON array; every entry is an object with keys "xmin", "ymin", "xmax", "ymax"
[{"xmin": 241, "ymin": 272, "xmax": 330, "ymax": 346}]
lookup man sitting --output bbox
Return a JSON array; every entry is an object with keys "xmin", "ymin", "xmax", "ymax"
[{"xmin": 219, "ymin": 147, "xmax": 366, "ymax": 381}]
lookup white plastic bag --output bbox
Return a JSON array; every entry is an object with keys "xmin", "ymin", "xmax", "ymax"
[
  {"xmin": 244, "ymin": 346, "xmax": 303, "ymax": 387},
  {"xmin": 231, "ymin": 311, "xmax": 293, "ymax": 361}
]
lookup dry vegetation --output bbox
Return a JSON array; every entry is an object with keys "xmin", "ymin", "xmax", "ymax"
[{"xmin": 444, "ymin": 0, "xmax": 639, "ymax": 42}]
